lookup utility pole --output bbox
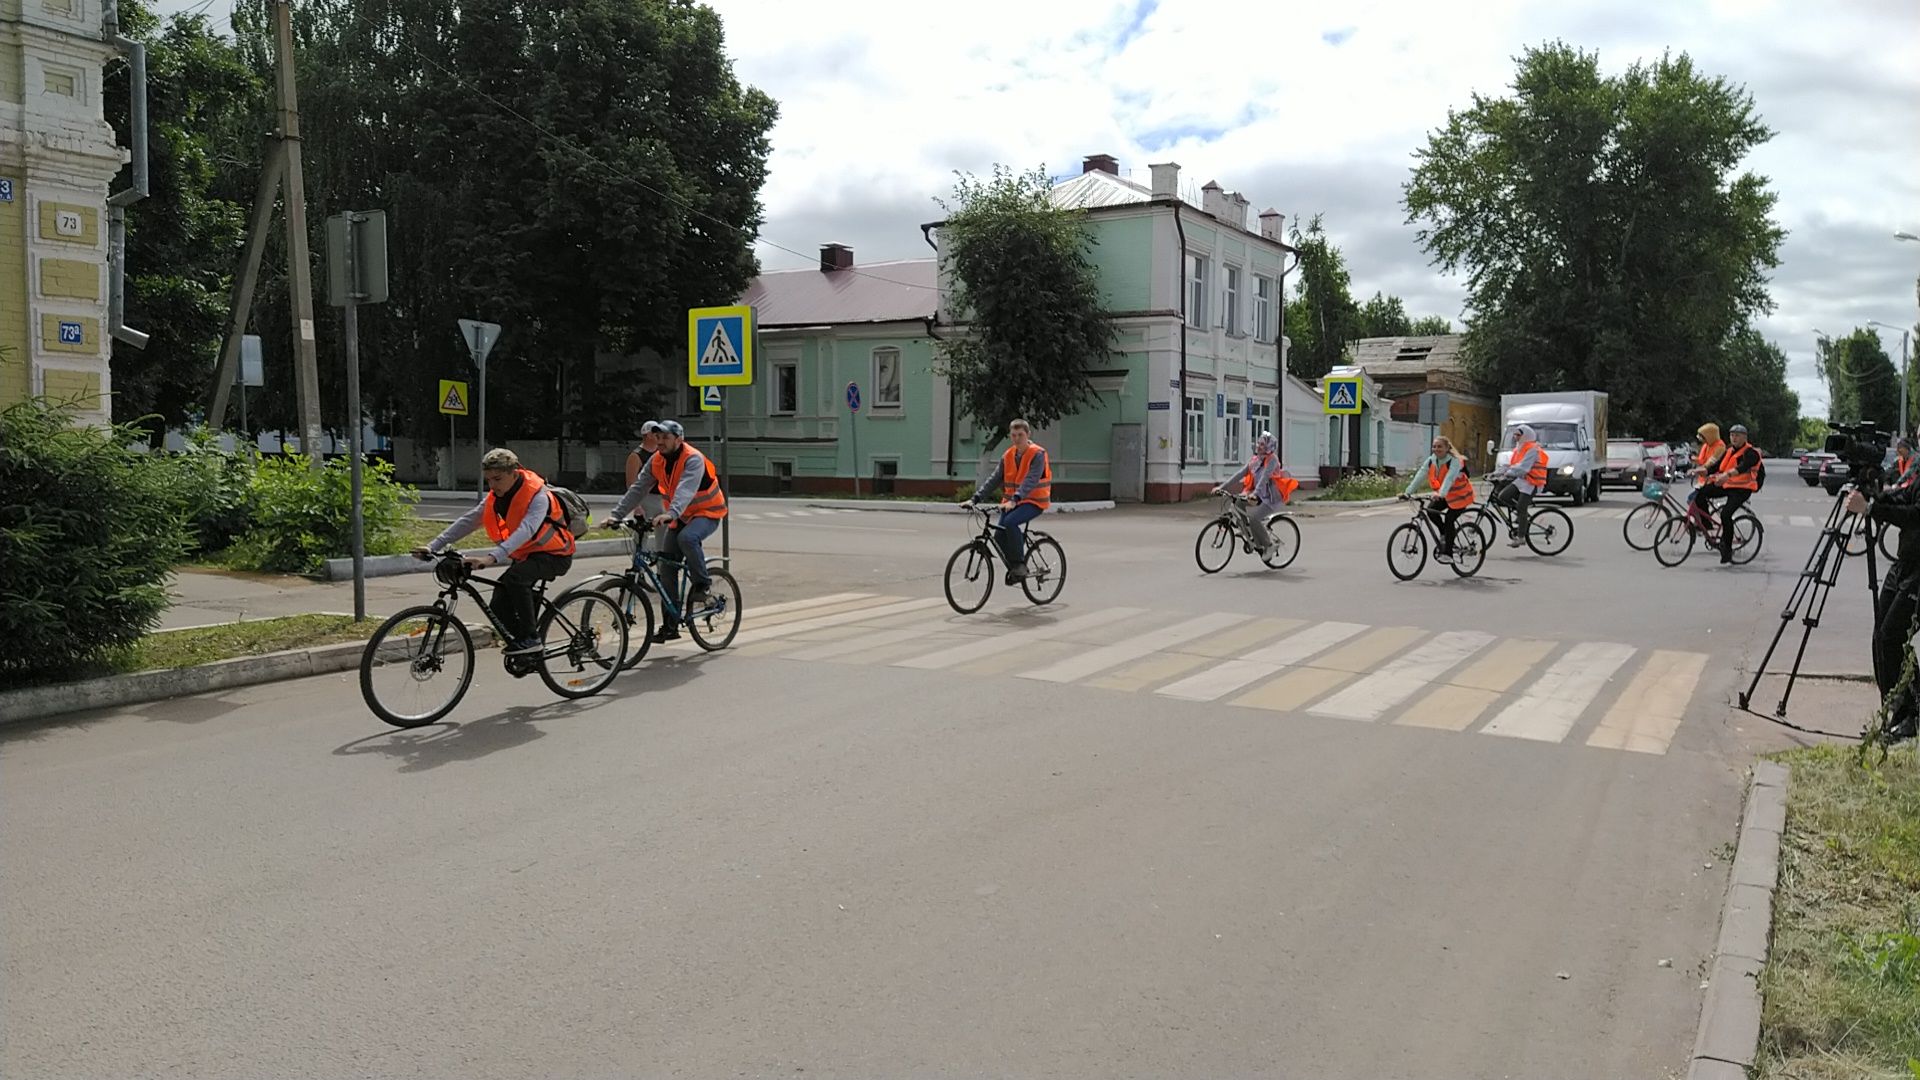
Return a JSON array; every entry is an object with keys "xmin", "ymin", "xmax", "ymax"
[{"xmin": 209, "ymin": 0, "xmax": 324, "ymax": 465}]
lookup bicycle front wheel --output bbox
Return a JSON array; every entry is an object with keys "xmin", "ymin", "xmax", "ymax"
[
  {"xmin": 536, "ymin": 589, "xmax": 626, "ymax": 699},
  {"xmin": 1730, "ymin": 513, "xmax": 1764, "ymax": 566},
  {"xmin": 1622, "ymin": 502, "xmax": 1666, "ymax": 551},
  {"xmin": 1653, "ymin": 514, "xmax": 1695, "ymax": 567},
  {"xmin": 1020, "ymin": 534, "xmax": 1067, "ymax": 605},
  {"xmin": 1843, "ymin": 518, "xmax": 1870, "ymax": 557},
  {"xmin": 1526, "ymin": 507, "xmax": 1575, "ymax": 556},
  {"xmin": 944, "ymin": 542, "xmax": 995, "ymax": 614},
  {"xmin": 595, "ymin": 578, "xmax": 655, "ymax": 671},
  {"xmin": 1450, "ymin": 520, "xmax": 1487, "ymax": 577},
  {"xmin": 1260, "ymin": 516, "xmax": 1302, "ymax": 570},
  {"xmin": 1467, "ymin": 506, "xmax": 1501, "ymax": 544},
  {"xmin": 1880, "ymin": 524, "xmax": 1898, "ymax": 562},
  {"xmin": 360, "ymin": 605, "xmax": 474, "ymax": 728},
  {"xmin": 1195, "ymin": 518, "xmax": 1235, "ymax": 574},
  {"xmin": 685, "ymin": 569, "xmax": 743, "ymax": 651},
  {"xmin": 1387, "ymin": 523, "xmax": 1427, "ymax": 581}
]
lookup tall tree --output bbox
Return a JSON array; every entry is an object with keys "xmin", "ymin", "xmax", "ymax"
[
  {"xmin": 1827, "ymin": 328, "xmax": 1899, "ymax": 429},
  {"xmin": 1284, "ymin": 214, "xmax": 1359, "ymax": 380},
  {"xmin": 1403, "ymin": 42, "xmax": 1787, "ymax": 439},
  {"xmin": 1355, "ymin": 291, "xmax": 1412, "ymax": 338},
  {"xmin": 934, "ymin": 165, "xmax": 1119, "ymax": 444},
  {"xmin": 1409, "ymin": 315, "xmax": 1454, "ymax": 335}
]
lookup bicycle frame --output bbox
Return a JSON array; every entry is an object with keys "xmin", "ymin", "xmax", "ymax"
[
  {"xmin": 420, "ymin": 554, "xmax": 579, "ymax": 661},
  {"xmin": 591, "ymin": 522, "xmax": 731, "ymax": 623}
]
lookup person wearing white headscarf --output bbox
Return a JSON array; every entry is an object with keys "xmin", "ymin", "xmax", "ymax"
[
  {"xmin": 1491, "ymin": 423, "xmax": 1548, "ymax": 548},
  {"xmin": 1215, "ymin": 430, "xmax": 1298, "ymax": 556}
]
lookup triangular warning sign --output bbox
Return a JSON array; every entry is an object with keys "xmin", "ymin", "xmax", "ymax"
[
  {"xmin": 702, "ymin": 324, "xmax": 739, "ymax": 368},
  {"xmin": 1330, "ymin": 384, "xmax": 1356, "ymax": 408},
  {"xmin": 441, "ymin": 385, "xmax": 466, "ymax": 412}
]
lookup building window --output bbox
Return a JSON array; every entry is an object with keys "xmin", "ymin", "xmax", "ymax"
[
  {"xmin": 1185, "ymin": 254, "xmax": 1208, "ymax": 329},
  {"xmin": 772, "ymin": 362, "xmax": 798, "ymax": 415},
  {"xmin": 1254, "ymin": 276, "xmax": 1274, "ymax": 342},
  {"xmin": 872, "ymin": 347, "xmax": 902, "ymax": 408},
  {"xmin": 1224, "ymin": 265, "xmax": 1242, "ymax": 335},
  {"xmin": 1184, "ymin": 394, "xmax": 1207, "ymax": 463},
  {"xmin": 1224, "ymin": 412, "xmax": 1242, "ymax": 462},
  {"xmin": 1248, "ymin": 400, "xmax": 1273, "ymax": 441}
]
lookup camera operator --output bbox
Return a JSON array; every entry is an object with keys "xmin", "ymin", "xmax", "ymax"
[{"xmin": 1844, "ymin": 479, "xmax": 1920, "ymax": 741}]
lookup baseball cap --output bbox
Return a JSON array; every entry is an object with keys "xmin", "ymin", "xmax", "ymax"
[
  {"xmin": 480, "ymin": 447, "xmax": 519, "ymax": 471},
  {"xmin": 657, "ymin": 420, "xmax": 685, "ymax": 437}
]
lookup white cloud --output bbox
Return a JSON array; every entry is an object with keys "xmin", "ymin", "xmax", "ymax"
[{"xmin": 156, "ymin": 0, "xmax": 1920, "ymax": 419}]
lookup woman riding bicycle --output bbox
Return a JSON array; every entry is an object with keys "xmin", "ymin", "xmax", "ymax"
[
  {"xmin": 1213, "ymin": 430, "xmax": 1298, "ymax": 558},
  {"xmin": 1400, "ymin": 435, "xmax": 1474, "ymax": 564}
]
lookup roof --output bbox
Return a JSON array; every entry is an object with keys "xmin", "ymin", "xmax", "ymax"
[
  {"xmin": 1348, "ymin": 334, "xmax": 1467, "ymax": 373},
  {"xmin": 740, "ymin": 259, "xmax": 939, "ymax": 327},
  {"xmin": 1047, "ymin": 170, "xmax": 1173, "ymax": 211}
]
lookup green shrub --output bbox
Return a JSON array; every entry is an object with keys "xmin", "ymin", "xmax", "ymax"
[
  {"xmin": 226, "ymin": 453, "xmax": 417, "ymax": 573},
  {"xmin": 0, "ymin": 398, "xmax": 193, "ymax": 680},
  {"xmin": 161, "ymin": 426, "xmax": 257, "ymax": 554},
  {"xmin": 1320, "ymin": 470, "xmax": 1402, "ymax": 501}
]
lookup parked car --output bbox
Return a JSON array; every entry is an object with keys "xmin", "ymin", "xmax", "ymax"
[
  {"xmin": 1820, "ymin": 447, "xmax": 1899, "ymax": 496},
  {"xmin": 1601, "ymin": 439, "xmax": 1651, "ymax": 489},
  {"xmin": 1800, "ymin": 451, "xmax": 1836, "ymax": 487},
  {"xmin": 1642, "ymin": 442, "xmax": 1673, "ymax": 483}
]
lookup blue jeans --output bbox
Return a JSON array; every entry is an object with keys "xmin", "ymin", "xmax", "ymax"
[
  {"xmin": 996, "ymin": 502, "xmax": 1042, "ymax": 568},
  {"xmin": 662, "ymin": 516, "xmax": 719, "ymax": 620}
]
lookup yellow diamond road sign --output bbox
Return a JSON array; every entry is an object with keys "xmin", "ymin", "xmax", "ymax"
[{"xmin": 438, "ymin": 379, "xmax": 470, "ymax": 416}]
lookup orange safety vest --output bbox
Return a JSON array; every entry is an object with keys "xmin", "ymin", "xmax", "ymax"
[
  {"xmin": 1695, "ymin": 439, "xmax": 1726, "ymax": 475},
  {"xmin": 1512, "ymin": 440, "xmax": 1549, "ymax": 488},
  {"xmin": 1241, "ymin": 452, "xmax": 1300, "ymax": 504},
  {"xmin": 649, "ymin": 443, "xmax": 728, "ymax": 523},
  {"xmin": 1003, "ymin": 443, "xmax": 1052, "ymax": 509},
  {"xmin": 1719, "ymin": 445, "xmax": 1760, "ymax": 491},
  {"xmin": 1899, "ymin": 453, "xmax": 1916, "ymax": 481},
  {"xmin": 483, "ymin": 469, "xmax": 575, "ymax": 559},
  {"xmin": 1429, "ymin": 458, "xmax": 1476, "ymax": 509}
]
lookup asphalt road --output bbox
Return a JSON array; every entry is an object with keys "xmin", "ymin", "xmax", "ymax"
[{"xmin": 4, "ymin": 464, "xmax": 1876, "ymax": 1079}]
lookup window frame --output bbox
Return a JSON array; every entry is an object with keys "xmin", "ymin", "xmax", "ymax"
[
  {"xmin": 871, "ymin": 346, "xmax": 903, "ymax": 410},
  {"xmin": 1184, "ymin": 394, "xmax": 1208, "ymax": 463},
  {"xmin": 1185, "ymin": 254, "xmax": 1209, "ymax": 330},
  {"xmin": 771, "ymin": 361, "xmax": 799, "ymax": 416},
  {"xmin": 1253, "ymin": 275, "xmax": 1274, "ymax": 342},
  {"xmin": 1223, "ymin": 265, "xmax": 1242, "ymax": 336}
]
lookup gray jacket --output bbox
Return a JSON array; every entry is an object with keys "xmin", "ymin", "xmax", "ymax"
[
  {"xmin": 611, "ymin": 445, "xmax": 711, "ymax": 521},
  {"xmin": 972, "ymin": 445, "xmax": 1050, "ymax": 504},
  {"xmin": 429, "ymin": 486, "xmax": 555, "ymax": 564}
]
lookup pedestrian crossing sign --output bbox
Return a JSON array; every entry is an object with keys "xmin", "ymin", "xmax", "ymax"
[
  {"xmin": 688, "ymin": 304, "xmax": 754, "ymax": 386},
  {"xmin": 437, "ymin": 379, "xmax": 470, "ymax": 416},
  {"xmin": 700, "ymin": 385, "xmax": 723, "ymax": 412},
  {"xmin": 1323, "ymin": 377, "xmax": 1362, "ymax": 415}
]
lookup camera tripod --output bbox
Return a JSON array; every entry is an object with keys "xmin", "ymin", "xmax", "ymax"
[{"xmin": 1737, "ymin": 482, "xmax": 1881, "ymax": 720}]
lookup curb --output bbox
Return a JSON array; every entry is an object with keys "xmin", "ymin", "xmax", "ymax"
[
  {"xmin": 320, "ymin": 538, "xmax": 629, "ymax": 581},
  {"xmin": 1687, "ymin": 759, "xmax": 1789, "ymax": 1079},
  {"xmin": 1306, "ymin": 495, "xmax": 1401, "ymax": 509},
  {"xmin": 803, "ymin": 499, "xmax": 1116, "ymax": 515},
  {"xmin": 0, "ymin": 624, "xmax": 499, "ymax": 727}
]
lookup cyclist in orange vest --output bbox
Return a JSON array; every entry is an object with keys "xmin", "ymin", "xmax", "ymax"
[
  {"xmin": 1214, "ymin": 430, "xmax": 1299, "ymax": 558},
  {"xmin": 608, "ymin": 419, "xmax": 728, "ymax": 642},
  {"xmin": 962, "ymin": 417, "xmax": 1051, "ymax": 584},
  {"xmin": 1400, "ymin": 435, "xmax": 1475, "ymax": 563},
  {"xmin": 1893, "ymin": 438, "xmax": 1918, "ymax": 489},
  {"xmin": 1687, "ymin": 422, "xmax": 1729, "ymax": 523},
  {"xmin": 1698, "ymin": 423, "xmax": 1762, "ymax": 563},
  {"xmin": 416, "ymin": 447, "xmax": 577, "ymax": 658},
  {"xmin": 1491, "ymin": 424, "xmax": 1549, "ymax": 548}
]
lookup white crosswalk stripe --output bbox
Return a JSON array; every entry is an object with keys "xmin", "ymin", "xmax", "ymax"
[
  {"xmin": 1020, "ymin": 611, "xmax": 1249, "ymax": 684},
  {"xmin": 1309, "ymin": 630, "xmax": 1495, "ymax": 720},
  {"xmin": 894, "ymin": 608, "xmax": 1148, "ymax": 671},
  {"xmin": 1790, "ymin": 515, "xmax": 1817, "ymax": 528},
  {"xmin": 1155, "ymin": 621, "xmax": 1368, "ymax": 701},
  {"xmin": 1481, "ymin": 641, "xmax": 1637, "ymax": 743}
]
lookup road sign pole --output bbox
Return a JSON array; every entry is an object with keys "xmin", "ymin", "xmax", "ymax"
[
  {"xmin": 719, "ymin": 387, "xmax": 730, "ymax": 561},
  {"xmin": 476, "ymin": 354, "xmax": 487, "ymax": 493},
  {"xmin": 342, "ymin": 218, "xmax": 366, "ymax": 621},
  {"xmin": 449, "ymin": 413, "xmax": 456, "ymax": 487}
]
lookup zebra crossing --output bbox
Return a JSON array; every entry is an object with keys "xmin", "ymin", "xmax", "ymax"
[
  {"xmin": 731, "ymin": 506, "xmax": 865, "ymax": 522},
  {"xmin": 660, "ymin": 592, "xmax": 1714, "ymax": 756},
  {"xmin": 1332, "ymin": 503, "xmax": 1827, "ymax": 529}
]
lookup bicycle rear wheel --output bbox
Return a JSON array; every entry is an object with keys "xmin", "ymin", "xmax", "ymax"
[
  {"xmin": 536, "ymin": 589, "xmax": 626, "ymax": 699},
  {"xmin": 1020, "ymin": 534, "xmax": 1067, "ymax": 605},
  {"xmin": 1260, "ymin": 516, "xmax": 1302, "ymax": 570},
  {"xmin": 594, "ymin": 578, "xmax": 655, "ymax": 671},
  {"xmin": 360, "ymin": 605, "xmax": 474, "ymax": 728},
  {"xmin": 1450, "ymin": 520, "xmax": 1487, "ymax": 577},
  {"xmin": 1467, "ymin": 506, "xmax": 1501, "ymax": 544},
  {"xmin": 1730, "ymin": 513, "xmax": 1763, "ymax": 566},
  {"xmin": 1526, "ymin": 507, "xmax": 1575, "ymax": 556},
  {"xmin": 1653, "ymin": 514, "xmax": 1695, "ymax": 567},
  {"xmin": 685, "ymin": 568, "xmax": 743, "ymax": 650},
  {"xmin": 1387, "ymin": 523, "xmax": 1428, "ymax": 581},
  {"xmin": 944, "ymin": 541, "xmax": 995, "ymax": 614},
  {"xmin": 1622, "ymin": 502, "xmax": 1667, "ymax": 551},
  {"xmin": 1195, "ymin": 518, "xmax": 1235, "ymax": 574}
]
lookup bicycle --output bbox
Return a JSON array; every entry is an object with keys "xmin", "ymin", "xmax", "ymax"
[
  {"xmin": 943, "ymin": 505, "xmax": 1067, "ymax": 614},
  {"xmin": 1653, "ymin": 499, "xmax": 1764, "ymax": 567},
  {"xmin": 1387, "ymin": 497, "xmax": 1488, "ymax": 580},
  {"xmin": 1623, "ymin": 475, "xmax": 1692, "ymax": 551},
  {"xmin": 1195, "ymin": 491, "xmax": 1301, "ymax": 573},
  {"xmin": 577, "ymin": 517, "xmax": 744, "ymax": 668},
  {"xmin": 1468, "ymin": 479, "xmax": 1574, "ymax": 556},
  {"xmin": 359, "ymin": 551, "xmax": 627, "ymax": 728}
]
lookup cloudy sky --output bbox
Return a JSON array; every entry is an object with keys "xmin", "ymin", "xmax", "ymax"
[{"xmin": 164, "ymin": 0, "xmax": 1920, "ymax": 419}]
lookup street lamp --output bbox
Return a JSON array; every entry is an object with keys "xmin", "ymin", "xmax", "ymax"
[{"xmin": 1869, "ymin": 320, "xmax": 1912, "ymax": 439}]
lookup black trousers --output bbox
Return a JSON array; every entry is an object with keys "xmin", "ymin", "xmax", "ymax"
[
  {"xmin": 1423, "ymin": 497, "xmax": 1464, "ymax": 552},
  {"xmin": 1715, "ymin": 489, "xmax": 1751, "ymax": 557},
  {"xmin": 495, "ymin": 552, "xmax": 572, "ymax": 642},
  {"xmin": 1492, "ymin": 481, "xmax": 1531, "ymax": 535},
  {"xmin": 1873, "ymin": 567, "xmax": 1920, "ymax": 737}
]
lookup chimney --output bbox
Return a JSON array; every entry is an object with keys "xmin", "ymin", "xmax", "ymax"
[
  {"xmin": 1225, "ymin": 191, "xmax": 1250, "ymax": 231},
  {"xmin": 1082, "ymin": 153, "xmax": 1119, "ymax": 175},
  {"xmin": 1258, "ymin": 208, "xmax": 1285, "ymax": 242},
  {"xmin": 1149, "ymin": 161, "xmax": 1180, "ymax": 199},
  {"xmin": 819, "ymin": 243, "xmax": 853, "ymax": 273},
  {"xmin": 1201, "ymin": 180, "xmax": 1226, "ymax": 221}
]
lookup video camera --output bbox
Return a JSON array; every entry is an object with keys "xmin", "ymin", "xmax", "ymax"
[{"xmin": 1824, "ymin": 421, "xmax": 1893, "ymax": 490}]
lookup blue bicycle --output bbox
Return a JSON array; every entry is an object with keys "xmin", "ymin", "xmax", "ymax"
[{"xmin": 577, "ymin": 517, "xmax": 743, "ymax": 668}]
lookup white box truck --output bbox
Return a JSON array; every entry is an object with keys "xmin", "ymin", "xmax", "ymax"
[{"xmin": 1488, "ymin": 391, "xmax": 1611, "ymax": 504}]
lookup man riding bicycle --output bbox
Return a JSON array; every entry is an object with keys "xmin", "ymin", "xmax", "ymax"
[
  {"xmin": 1401, "ymin": 435, "xmax": 1474, "ymax": 563},
  {"xmin": 606, "ymin": 419, "xmax": 728, "ymax": 643},
  {"xmin": 1695, "ymin": 424, "xmax": 1762, "ymax": 564},
  {"xmin": 1213, "ymin": 430, "xmax": 1299, "ymax": 558},
  {"xmin": 961, "ymin": 418, "xmax": 1050, "ymax": 584},
  {"xmin": 415, "ymin": 447, "xmax": 576, "ymax": 659},
  {"xmin": 1491, "ymin": 424, "xmax": 1547, "ymax": 547}
]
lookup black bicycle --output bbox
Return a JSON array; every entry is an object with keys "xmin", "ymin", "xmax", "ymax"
[
  {"xmin": 1468, "ymin": 480, "xmax": 1574, "ymax": 556},
  {"xmin": 1387, "ymin": 497, "xmax": 1488, "ymax": 580},
  {"xmin": 577, "ymin": 517, "xmax": 744, "ymax": 669},
  {"xmin": 1195, "ymin": 491, "xmax": 1301, "ymax": 573},
  {"xmin": 359, "ymin": 551, "xmax": 627, "ymax": 727},
  {"xmin": 943, "ymin": 505, "xmax": 1067, "ymax": 614}
]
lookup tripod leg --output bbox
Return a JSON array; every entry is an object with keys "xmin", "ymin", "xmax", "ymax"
[{"xmin": 1742, "ymin": 489, "xmax": 1853, "ymax": 715}]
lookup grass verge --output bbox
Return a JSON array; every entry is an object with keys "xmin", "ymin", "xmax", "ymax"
[
  {"xmin": 1313, "ymin": 471, "xmax": 1403, "ymax": 501},
  {"xmin": 8, "ymin": 614, "xmax": 379, "ymax": 689},
  {"xmin": 1757, "ymin": 743, "xmax": 1920, "ymax": 1080}
]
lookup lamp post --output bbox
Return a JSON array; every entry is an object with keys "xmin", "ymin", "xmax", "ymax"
[{"xmin": 1870, "ymin": 320, "xmax": 1912, "ymax": 441}]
